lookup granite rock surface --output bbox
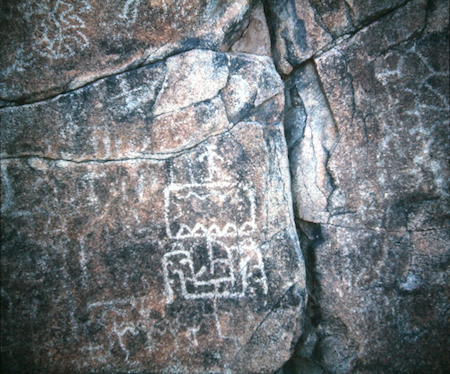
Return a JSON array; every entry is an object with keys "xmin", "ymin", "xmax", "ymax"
[
  {"xmin": 230, "ymin": 1, "xmax": 272, "ymax": 57},
  {"xmin": 263, "ymin": 0, "xmax": 411, "ymax": 75},
  {"xmin": 1, "ymin": 49, "xmax": 306, "ymax": 373},
  {"xmin": 0, "ymin": 0, "xmax": 253, "ymax": 104},
  {"xmin": 285, "ymin": 0, "xmax": 450, "ymax": 372},
  {"xmin": 2, "ymin": 0, "xmax": 450, "ymax": 373}
]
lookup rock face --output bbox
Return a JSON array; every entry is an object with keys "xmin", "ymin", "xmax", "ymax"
[
  {"xmin": 1, "ymin": 50, "xmax": 306, "ymax": 373},
  {"xmin": 2, "ymin": 0, "xmax": 450, "ymax": 373},
  {"xmin": 0, "ymin": 0, "xmax": 253, "ymax": 104},
  {"xmin": 230, "ymin": 1, "xmax": 272, "ymax": 57},
  {"xmin": 263, "ymin": 0, "xmax": 410, "ymax": 75},
  {"xmin": 284, "ymin": 0, "xmax": 450, "ymax": 372}
]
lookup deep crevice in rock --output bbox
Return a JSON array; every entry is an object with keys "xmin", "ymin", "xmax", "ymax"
[{"xmin": 284, "ymin": 219, "xmax": 329, "ymax": 374}]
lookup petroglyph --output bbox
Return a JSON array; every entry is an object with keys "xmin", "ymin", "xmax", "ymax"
[
  {"xmin": 120, "ymin": 0, "xmax": 143, "ymax": 24},
  {"xmin": 162, "ymin": 238, "xmax": 268, "ymax": 303},
  {"xmin": 31, "ymin": 0, "xmax": 92, "ymax": 59},
  {"xmin": 1, "ymin": 49, "xmax": 305, "ymax": 372},
  {"xmin": 163, "ymin": 144, "xmax": 268, "ymax": 304},
  {"xmin": 1, "ymin": 0, "xmax": 254, "ymax": 103}
]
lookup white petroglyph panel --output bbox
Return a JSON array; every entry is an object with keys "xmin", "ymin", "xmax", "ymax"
[
  {"xmin": 1, "ymin": 50, "xmax": 305, "ymax": 373},
  {"xmin": 162, "ymin": 144, "xmax": 266, "ymax": 305}
]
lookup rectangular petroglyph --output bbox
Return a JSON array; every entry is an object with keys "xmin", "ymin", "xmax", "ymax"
[{"xmin": 163, "ymin": 144, "xmax": 267, "ymax": 304}]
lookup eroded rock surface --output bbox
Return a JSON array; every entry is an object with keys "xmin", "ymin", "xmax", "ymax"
[
  {"xmin": 1, "ymin": 50, "xmax": 306, "ymax": 373},
  {"xmin": 0, "ymin": 0, "xmax": 253, "ymax": 104},
  {"xmin": 286, "ymin": 0, "xmax": 450, "ymax": 372},
  {"xmin": 2, "ymin": 0, "xmax": 450, "ymax": 373}
]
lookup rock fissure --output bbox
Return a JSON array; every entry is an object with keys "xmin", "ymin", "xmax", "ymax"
[
  {"xmin": 275, "ymin": 0, "xmax": 449, "ymax": 372},
  {"xmin": 0, "ymin": 45, "xmax": 234, "ymax": 109},
  {"xmin": 0, "ymin": 119, "xmax": 239, "ymax": 163}
]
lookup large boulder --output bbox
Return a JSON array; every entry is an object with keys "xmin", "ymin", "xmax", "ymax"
[
  {"xmin": 0, "ymin": 49, "xmax": 306, "ymax": 373},
  {"xmin": 285, "ymin": 0, "xmax": 450, "ymax": 372},
  {"xmin": 0, "ymin": 0, "xmax": 253, "ymax": 104}
]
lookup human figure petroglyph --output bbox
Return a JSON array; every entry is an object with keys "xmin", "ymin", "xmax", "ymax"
[
  {"xmin": 197, "ymin": 143, "xmax": 230, "ymax": 183},
  {"xmin": 163, "ymin": 145, "xmax": 268, "ymax": 304}
]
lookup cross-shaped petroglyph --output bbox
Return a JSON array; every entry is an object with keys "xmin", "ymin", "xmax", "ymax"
[{"xmin": 163, "ymin": 144, "xmax": 268, "ymax": 304}]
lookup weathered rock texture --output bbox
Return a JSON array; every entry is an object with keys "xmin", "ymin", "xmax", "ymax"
[
  {"xmin": 263, "ymin": 0, "xmax": 411, "ymax": 75},
  {"xmin": 284, "ymin": 0, "xmax": 450, "ymax": 372},
  {"xmin": 1, "ymin": 50, "xmax": 306, "ymax": 373},
  {"xmin": 2, "ymin": 0, "xmax": 450, "ymax": 373},
  {"xmin": 0, "ymin": 0, "xmax": 253, "ymax": 104},
  {"xmin": 231, "ymin": 1, "xmax": 272, "ymax": 57}
]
